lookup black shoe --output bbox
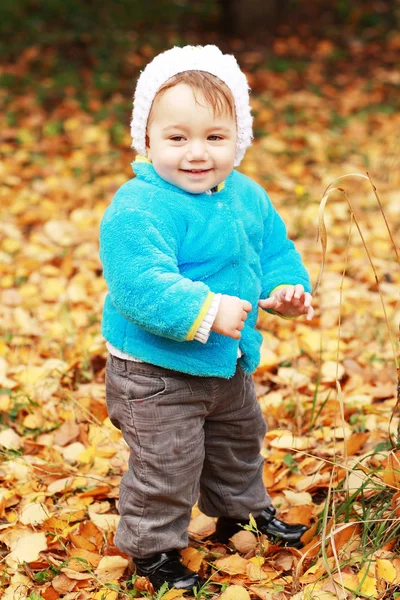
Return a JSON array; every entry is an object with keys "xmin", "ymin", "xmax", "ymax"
[
  {"xmin": 134, "ymin": 550, "xmax": 203, "ymax": 591},
  {"xmin": 215, "ymin": 506, "xmax": 308, "ymax": 549}
]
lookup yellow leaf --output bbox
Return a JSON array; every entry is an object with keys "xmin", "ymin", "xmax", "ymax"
[
  {"xmin": 220, "ymin": 585, "xmax": 251, "ymax": 600},
  {"xmin": 77, "ymin": 445, "xmax": 96, "ymax": 464},
  {"xmin": 214, "ymin": 553, "xmax": 248, "ymax": 575},
  {"xmin": 161, "ymin": 590, "xmax": 188, "ymax": 600},
  {"xmin": 249, "ymin": 513, "xmax": 258, "ymax": 530},
  {"xmin": 358, "ymin": 568, "xmax": 378, "ymax": 598},
  {"xmin": 376, "ymin": 558, "xmax": 397, "ymax": 583},
  {"xmin": 23, "ymin": 411, "xmax": 44, "ymax": 429},
  {"xmin": 92, "ymin": 586, "xmax": 118, "ymax": 600},
  {"xmin": 249, "ymin": 556, "xmax": 265, "ymax": 567},
  {"xmin": 2, "ymin": 238, "xmax": 21, "ymax": 253},
  {"xmin": 246, "ymin": 561, "xmax": 270, "ymax": 582},
  {"xmin": 44, "ymin": 278, "xmax": 67, "ymax": 302},
  {"xmin": 180, "ymin": 547, "xmax": 203, "ymax": 572}
]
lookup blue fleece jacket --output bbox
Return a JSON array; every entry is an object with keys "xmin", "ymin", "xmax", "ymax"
[{"xmin": 99, "ymin": 160, "xmax": 311, "ymax": 378}]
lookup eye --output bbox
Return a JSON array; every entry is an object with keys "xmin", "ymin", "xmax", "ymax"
[
  {"xmin": 208, "ymin": 135, "xmax": 223, "ymax": 141},
  {"xmin": 170, "ymin": 136, "xmax": 185, "ymax": 142}
]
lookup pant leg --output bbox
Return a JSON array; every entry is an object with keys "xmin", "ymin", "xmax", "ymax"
[
  {"xmin": 198, "ymin": 366, "xmax": 271, "ymax": 519},
  {"xmin": 105, "ymin": 356, "xmax": 206, "ymax": 558}
]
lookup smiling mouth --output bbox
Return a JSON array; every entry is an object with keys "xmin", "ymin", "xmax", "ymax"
[{"xmin": 181, "ymin": 168, "xmax": 211, "ymax": 173}]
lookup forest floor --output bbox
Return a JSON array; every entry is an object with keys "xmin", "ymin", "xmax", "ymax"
[{"xmin": 0, "ymin": 11, "xmax": 400, "ymax": 600}]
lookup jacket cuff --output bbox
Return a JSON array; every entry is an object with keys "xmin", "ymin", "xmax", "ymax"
[
  {"xmin": 194, "ymin": 294, "xmax": 221, "ymax": 344},
  {"xmin": 186, "ymin": 291, "xmax": 216, "ymax": 341}
]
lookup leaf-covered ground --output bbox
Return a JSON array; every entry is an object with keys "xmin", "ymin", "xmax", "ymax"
[{"xmin": 0, "ymin": 16, "xmax": 400, "ymax": 600}]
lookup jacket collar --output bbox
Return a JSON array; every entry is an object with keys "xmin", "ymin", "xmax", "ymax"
[{"xmin": 132, "ymin": 156, "xmax": 230, "ymax": 199}]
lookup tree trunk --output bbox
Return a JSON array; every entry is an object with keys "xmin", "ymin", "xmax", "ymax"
[{"xmin": 219, "ymin": 0, "xmax": 289, "ymax": 37}]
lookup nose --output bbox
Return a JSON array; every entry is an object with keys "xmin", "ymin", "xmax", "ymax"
[{"xmin": 186, "ymin": 140, "xmax": 208, "ymax": 161}]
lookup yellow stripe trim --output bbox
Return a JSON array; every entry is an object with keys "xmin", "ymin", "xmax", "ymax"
[
  {"xmin": 135, "ymin": 155, "xmax": 151, "ymax": 164},
  {"xmin": 270, "ymin": 284, "xmax": 291, "ymax": 296},
  {"xmin": 186, "ymin": 292, "xmax": 215, "ymax": 341},
  {"xmin": 217, "ymin": 181, "xmax": 225, "ymax": 192}
]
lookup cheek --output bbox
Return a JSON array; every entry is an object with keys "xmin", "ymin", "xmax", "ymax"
[
  {"xmin": 154, "ymin": 148, "xmax": 181, "ymax": 170},
  {"xmin": 218, "ymin": 148, "xmax": 236, "ymax": 170}
]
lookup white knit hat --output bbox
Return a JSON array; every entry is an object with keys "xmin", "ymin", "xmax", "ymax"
[{"xmin": 131, "ymin": 45, "xmax": 253, "ymax": 167}]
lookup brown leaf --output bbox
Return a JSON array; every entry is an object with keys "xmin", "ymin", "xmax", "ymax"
[
  {"xmin": 52, "ymin": 574, "xmax": 76, "ymax": 594},
  {"xmin": 187, "ymin": 513, "xmax": 216, "ymax": 539},
  {"xmin": 54, "ymin": 421, "xmax": 81, "ymax": 447},
  {"xmin": 230, "ymin": 530, "xmax": 258, "ymax": 553}
]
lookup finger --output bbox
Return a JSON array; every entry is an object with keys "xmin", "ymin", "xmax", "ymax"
[
  {"xmin": 242, "ymin": 310, "xmax": 249, "ymax": 321},
  {"xmin": 306, "ymin": 306, "xmax": 315, "ymax": 321},
  {"xmin": 232, "ymin": 330, "xmax": 241, "ymax": 340},
  {"xmin": 293, "ymin": 284, "xmax": 304, "ymax": 299},
  {"xmin": 303, "ymin": 292, "xmax": 313, "ymax": 308},
  {"xmin": 237, "ymin": 321, "xmax": 245, "ymax": 331},
  {"xmin": 259, "ymin": 298, "xmax": 277, "ymax": 309},
  {"xmin": 285, "ymin": 286, "xmax": 295, "ymax": 302},
  {"xmin": 242, "ymin": 300, "xmax": 252, "ymax": 312}
]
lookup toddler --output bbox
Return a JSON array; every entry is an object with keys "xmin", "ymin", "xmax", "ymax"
[{"xmin": 100, "ymin": 45, "xmax": 314, "ymax": 592}]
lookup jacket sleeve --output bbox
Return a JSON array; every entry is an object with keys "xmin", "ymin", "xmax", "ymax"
[
  {"xmin": 259, "ymin": 190, "xmax": 311, "ymax": 301},
  {"xmin": 99, "ymin": 205, "xmax": 214, "ymax": 342}
]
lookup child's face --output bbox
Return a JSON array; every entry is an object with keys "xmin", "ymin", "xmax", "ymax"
[{"xmin": 146, "ymin": 83, "xmax": 237, "ymax": 194}]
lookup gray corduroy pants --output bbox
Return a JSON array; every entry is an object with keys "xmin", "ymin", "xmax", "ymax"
[{"xmin": 105, "ymin": 354, "xmax": 270, "ymax": 558}]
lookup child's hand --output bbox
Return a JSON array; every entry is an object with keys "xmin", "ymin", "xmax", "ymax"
[
  {"xmin": 212, "ymin": 295, "xmax": 252, "ymax": 339},
  {"xmin": 259, "ymin": 284, "xmax": 314, "ymax": 321}
]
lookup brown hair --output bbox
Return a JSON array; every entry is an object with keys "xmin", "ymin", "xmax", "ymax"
[{"xmin": 149, "ymin": 70, "xmax": 236, "ymax": 121}]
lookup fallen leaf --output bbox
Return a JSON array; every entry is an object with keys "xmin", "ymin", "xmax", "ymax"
[
  {"xmin": 214, "ymin": 553, "xmax": 248, "ymax": 575},
  {"xmin": 1, "ymin": 573, "xmax": 31, "ymax": 600},
  {"xmin": 219, "ymin": 585, "xmax": 251, "ymax": 600},
  {"xmin": 230, "ymin": 530, "xmax": 258, "ymax": 553},
  {"xmin": 92, "ymin": 586, "xmax": 118, "ymax": 600},
  {"xmin": 54, "ymin": 420, "xmax": 81, "ymax": 446},
  {"xmin": 94, "ymin": 555, "xmax": 129, "ymax": 583},
  {"xmin": 321, "ymin": 361, "xmax": 345, "ymax": 382},
  {"xmin": 376, "ymin": 558, "xmax": 397, "ymax": 583},
  {"xmin": 187, "ymin": 512, "xmax": 216, "ymax": 539},
  {"xmin": 249, "ymin": 585, "xmax": 274, "ymax": 600},
  {"xmin": 283, "ymin": 490, "xmax": 313, "ymax": 506},
  {"xmin": 6, "ymin": 531, "xmax": 48, "ymax": 569},
  {"xmin": 52, "ymin": 573, "xmax": 76, "ymax": 594},
  {"xmin": 269, "ymin": 434, "xmax": 316, "ymax": 450},
  {"xmin": 161, "ymin": 590, "xmax": 187, "ymax": 600},
  {"xmin": 19, "ymin": 501, "xmax": 49, "ymax": 525},
  {"xmin": 0, "ymin": 428, "xmax": 23, "ymax": 450},
  {"xmin": 358, "ymin": 567, "xmax": 378, "ymax": 598},
  {"xmin": 88, "ymin": 511, "xmax": 120, "ymax": 531},
  {"xmin": 180, "ymin": 547, "xmax": 203, "ymax": 572}
]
